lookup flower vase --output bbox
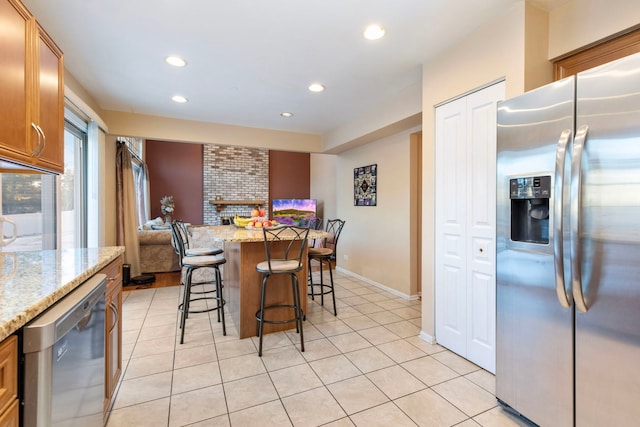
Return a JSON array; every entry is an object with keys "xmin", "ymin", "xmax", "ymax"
[{"xmin": 164, "ymin": 215, "xmax": 172, "ymax": 225}]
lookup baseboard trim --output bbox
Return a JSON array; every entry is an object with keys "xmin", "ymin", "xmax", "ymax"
[
  {"xmin": 335, "ymin": 267, "xmax": 420, "ymax": 301},
  {"xmin": 419, "ymin": 331, "xmax": 436, "ymax": 344}
]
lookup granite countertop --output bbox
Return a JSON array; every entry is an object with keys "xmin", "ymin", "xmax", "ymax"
[
  {"xmin": 0, "ymin": 246, "xmax": 125, "ymax": 341},
  {"xmin": 190, "ymin": 225, "xmax": 328, "ymax": 243}
]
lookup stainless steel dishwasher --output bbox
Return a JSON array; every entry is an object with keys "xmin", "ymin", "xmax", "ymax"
[{"xmin": 22, "ymin": 274, "xmax": 106, "ymax": 427}]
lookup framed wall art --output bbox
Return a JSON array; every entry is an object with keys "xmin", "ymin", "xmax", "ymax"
[{"xmin": 354, "ymin": 164, "xmax": 377, "ymax": 206}]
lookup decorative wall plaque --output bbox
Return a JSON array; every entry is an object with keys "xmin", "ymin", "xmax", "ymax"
[{"xmin": 354, "ymin": 164, "xmax": 377, "ymax": 206}]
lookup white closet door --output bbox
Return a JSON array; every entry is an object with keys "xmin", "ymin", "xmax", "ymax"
[
  {"xmin": 435, "ymin": 81, "xmax": 504, "ymax": 374},
  {"xmin": 465, "ymin": 82, "xmax": 503, "ymax": 374},
  {"xmin": 435, "ymin": 97, "xmax": 468, "ymax": 356}
]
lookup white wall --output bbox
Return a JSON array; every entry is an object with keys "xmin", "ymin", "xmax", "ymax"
[
  {"xmin": 421, "ymin": 3, "xmax": 528, "ymax": 339},
  {"xmin": 335, "ymin": 125, "xmax": 421, "ymax": 298},
  {"xmin": 310, "ymin": 153, "xmax": 338, "ymax": 222},
  {"xmin": 548, "ymin": 0, "xmax": 640, "ymax": 59}
]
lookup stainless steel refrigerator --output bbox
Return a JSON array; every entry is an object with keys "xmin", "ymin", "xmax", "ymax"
[{"xmin": 496, "ymin": 52, "xmax": 640, "ymax": 426}]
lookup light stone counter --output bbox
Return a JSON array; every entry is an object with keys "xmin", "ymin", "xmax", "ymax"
[
  {"xmin": 0, "ymin": 246, "xmax": 125, "ymax": 341},
  {"xmin": 190, "ymin": 224, "xmax": 327, "ymax": 244}
]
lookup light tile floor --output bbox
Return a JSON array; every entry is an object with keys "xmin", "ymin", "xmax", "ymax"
[{"xmin": 106, "ymin": 270, "xmax": 532, "ymax": 427}]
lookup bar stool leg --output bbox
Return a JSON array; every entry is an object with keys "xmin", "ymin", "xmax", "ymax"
[
  {"xmin": 180, "ymin": 268, "xmax": 194, "ymax": 344},
  {"xmin": 257, "ymin": 275, "xmax": 268, "ymax": 357},
  {"xmin": 215, "ymin": 266, "xmax": 226, "ymax": 336},
  {"xmin": 328, "ymin": 261, "xmax": 337, "ymax": 316},
  {"xmin": 292, "ymin": 274, "xmax": 304, "ymax": 352}
]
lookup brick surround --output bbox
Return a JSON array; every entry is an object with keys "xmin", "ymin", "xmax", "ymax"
[{"xmin": 203, "ymin": 145, "xmax": 269, "ymax": 224}]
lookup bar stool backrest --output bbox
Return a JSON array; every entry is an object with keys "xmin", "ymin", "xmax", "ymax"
[
  {"xmin": 261, "ymin": 226, "xmax": 310, "ymax": 274},
  {"xmin": 169, "ymin": 221, "xmax": 187, "ymax": 264},
  {"xmin": 324, "ymin": 219, "xmax": 345, "ymax": 260}
]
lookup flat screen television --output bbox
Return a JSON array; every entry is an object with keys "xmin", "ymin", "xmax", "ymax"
[{"xmin": 272, "ymin": 199, "xmax": 317, "ymax": 227}]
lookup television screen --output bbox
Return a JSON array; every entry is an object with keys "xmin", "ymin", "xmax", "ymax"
[{"xmin": 272, "ymin": 199, "xmax": 317, "ymax": 227}]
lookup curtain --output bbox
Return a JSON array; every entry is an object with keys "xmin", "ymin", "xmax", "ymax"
[
  {"xmin": 136, "ymin": 162, "xmax": 150, "ymax": 227},
  {"xmin": 116, "ymin": 141, "xmax": 142, "ymax": 277}
]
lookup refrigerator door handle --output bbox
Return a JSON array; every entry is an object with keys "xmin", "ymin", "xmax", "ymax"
[
  {"xmin": 570, "ymin": 124, "xmax": 589, "ymax": 313},
  {"xmin": 554, "ymin": 129, "xmax": 573, "ymax": 308}
]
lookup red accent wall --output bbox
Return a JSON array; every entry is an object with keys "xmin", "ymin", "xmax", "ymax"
[
  {"xmin": 146, "ymin": 140, "xmax": 203, "ymax": 224},
  {"xmin": 268, "ymin": 150, "xmax": 311, "ymax": 213}
]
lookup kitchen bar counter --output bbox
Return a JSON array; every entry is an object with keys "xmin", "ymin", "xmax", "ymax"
[
  {"xmin": 0, "ymin": 246, "xmax": 125, "ymax": 341},
  {"xmin": 191, "ymin": 225, "xmax": 327, "ymax": 338}
]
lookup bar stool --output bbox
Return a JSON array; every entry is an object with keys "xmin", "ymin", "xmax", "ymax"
[
  {"xmin": 175, "ymin": 220, "xmax": 223, "ymax": 257},
  {"xmin": 308, "ymin": 219, "xmax": 345, "ymax": 316},
  {"xmin": 170, "ymin": 221, "xmax": 227, "ymax": 344},
  {"xmin": 255, "ymin": 226, "xmax": 310, "ymax": 356}
]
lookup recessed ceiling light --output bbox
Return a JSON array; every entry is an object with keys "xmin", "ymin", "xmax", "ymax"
[
  {"xmin": 308, "ymin": 83, "xmax": 325, "ymax": 93},
  {"xmin": 172, "ymin": 95, "xmax": 188, "ymax": 103},
  {"xmin": 165, "ymin": 56, "xmax": 187, "ymax": 67},
  {"xmin": 363, "ymin": 24, "xmax": 386, "ymax": 40},
  {"xmin": 281, "ymin": 112, "xmax": 293, "ymax": 118}
]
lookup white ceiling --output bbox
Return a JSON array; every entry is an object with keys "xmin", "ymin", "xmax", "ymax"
[{"xmin": 22, "ymin": 0, "xmax": 567, "ymax": 136}]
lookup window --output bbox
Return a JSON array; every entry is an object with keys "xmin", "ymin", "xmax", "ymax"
[{"xmin": 0, "ymin": 106, "xmax": 88, "ymax": 251}]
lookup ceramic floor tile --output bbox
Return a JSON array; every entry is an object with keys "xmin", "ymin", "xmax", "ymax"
[
  {"xmin": 143, "ymin": 313, "xmax": 178, "ymax": 328},
  {"xmin": 345, "ymin": 347, "xmax": 395, "ymax": 373},
  {"xmin": 465, "ymin": 369, "xmax": 496, "ymax": 395},
  {"xmin": 401, "ymin": 356, "xmax": 460, "ymax": 387},
  {"xmin": 250, "ymin": 330, "xmax": 293, "ymax": 350},
  {"xmin": 281, "ymin": 386, "xmax": 347, "ymax": 427},
  {"xmin": 218, "ymin": 353, "xmax": 266, "ymax": 382},
  {"xmin": 366, "ymin": 310, "xmax": 405, "ymax": 325},
  {"xmin": 300, "ymin": 338, "xmax": 341, "ymax": 362},
  {"xmin": 285, "ymin": 323, "xmax": 324, "ymax": 342},
  {"xmin": 376, "ymin": 339, "xmax": 426, "ymax": 363},
  {"xmin": 334, "ymin": 305, "xmax": 363, "ymax": 319},
  {"xmin": 123, "ymin": 351, "xmax": 174, "ymax": 380},
  {"xmin": 327, "ymin": 375, "xmax": 389, "ymax": 415},
  {"xmin": 309, "ymin": 354, "xmax": 362, "ymax": 385},
  {"xmin": 432, "ymin": 376, "xmax": 497, "ymax": 417},
  {"xmin": 357, "ymin": 325, "xmax": 401, "ymax": 346},
  {"xmin": 349, "ymin": 401, "xmax": 418, "ymax": 427},
  {"xmin": 395, "ymin": 388, "xmax": 467, "ymax": 427},
  {"xmin": 431, "ymin": 350, "xmax": 481, "ymax": 375},
  {"xmin": 383, "ymin": 320, "xmax": 421, "ymax": 338},
  {"xmin": 340, "ymin": 295, "xmax": 370, "ymax": 306},
  {"xmin": 137, "ymin": 323, "xmax": 178, "ymax": 342},
  {"xmin": 106, "ymin": 397, "xmax": 170, "ymax": 427},
  {"xmin": 389, "ymin": 306, "xmax": 422, "ymax": 320},
  {"xmin": 314, "ymin": 319, "xmax": 354, "ymax": 337},
  {"xmin": 269, "ymin": 363, "xmax": 323, "ymax": 397},
  {"xmin": 169, "ymin": 385, "xmax": 228, "ymax": 427},
  {"xmin": 223, "ymin": 373, "xmax": 279, "ymax": 413},
  {"xmin": 404, "ymin": 336, "xmax": 447, "ymax": 355},
  {"xmin": 113, "ymin": 371, "xmax": 172, "ymax": 409},
  {"xmin": 188, "ymin": 414, "xmax": 231, "ymax": 426},
  {"xmin": 229, "ymin": 400, "xmax": 293, "ymax": 427},
  {"xmin": 352, "ymin": 302, "xmax": 387, "ymax": 315},
  {"xmin": 472, "ymin": 406, "xmax": 534, "ymax": 427},
  {"xmin": 172, "ymin": 361, "xmax": 222, "ymax": 395},
  {"xmin": 260, "ymin": 344, "xmax": 307, "ymax": 372},
  {"xmin": 361, "ymin": 293, "xmax": 391, "ymax": 303},
  {"xmin": 328, "ymin": 331, "xmax": 372, "ymax": 353},
  {"xmin": 179, "ymin": 329, "xmax": 216, "ymax": 348},
  {"xmin": 365, "ymin": 365, "xmax": 427, "ymax": 400},
  {"xmin": 131, "ymin": 335, "xmax": 176, "ymax": 359},
  {"xmin": 340, "ymin": 315, "xmax": 380, "ymax": 331},
  {"xmin": 173, "ymin": 343, "xmax": 218, "ymax": 369},
  {"xmin": 322, "ymin": 417, "xmax": 356, "ymax": 427},
  {"xmin": 215, "ymin": 338, "xmax": 257, "ymax": 360}
]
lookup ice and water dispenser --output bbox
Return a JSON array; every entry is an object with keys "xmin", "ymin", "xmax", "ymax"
[{"xmin": 510, "ymin": 175, "xmax": 551, "ymax": 244}]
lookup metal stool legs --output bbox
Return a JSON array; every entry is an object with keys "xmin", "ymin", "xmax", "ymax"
[{"xmin": 179, "ymin": 264, "xmax": 226, "ymax": 344}]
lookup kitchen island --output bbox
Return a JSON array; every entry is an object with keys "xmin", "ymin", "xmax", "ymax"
[{"xmin": 191, "ymin": 225, "xmax": 327, "ymax": 338}]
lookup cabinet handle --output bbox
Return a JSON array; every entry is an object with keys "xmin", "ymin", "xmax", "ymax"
[
  {"xmin": 30, "ymin": 123, "xmax": 43, "ymax": 156},
  {"xmin": 36, "ymin": 125, "xmax": 46, "ymax": 157},
  {"xmin": 109, "ymin": 301, "xmax": 119, "ymax": 331}
]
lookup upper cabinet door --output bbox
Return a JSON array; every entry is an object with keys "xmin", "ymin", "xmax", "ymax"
[
  {"xmin": 0, "ymin": 0, "xmax": 31, "ymax": 162},
  {"xmin": 32, "ymin": 22, "xmax": 64, "ymax": 173},
  {"xmin": 0, "ymin": 0, "xmax": 64, "ymax": 174}
]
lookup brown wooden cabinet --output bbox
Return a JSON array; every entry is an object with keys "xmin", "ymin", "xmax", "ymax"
[
  {"xmin": 0, "ymin": 336, "xmax": 18, "ymax": 426},
  {"xmin": 100, "ymin": 255, "xmax": 123, "ymax": 418},
  {"xmin": 0, "ymin": 0, "xmax": 64, "ymax": 174}
]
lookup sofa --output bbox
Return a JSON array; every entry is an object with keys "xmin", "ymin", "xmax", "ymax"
[{"xmin": 138, "ymin": 228, "xmax": 180, "ymax": 273}]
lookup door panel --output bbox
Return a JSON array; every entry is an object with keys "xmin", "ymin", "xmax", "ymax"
[{"xmin": 574, "ymin": 52, "xmax": 640, "ymax": 427}]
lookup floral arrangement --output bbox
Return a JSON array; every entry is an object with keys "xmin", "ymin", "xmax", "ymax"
[{"xmin": 160, "ymin": 195, "xmax": 175, "ymax": 216}]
